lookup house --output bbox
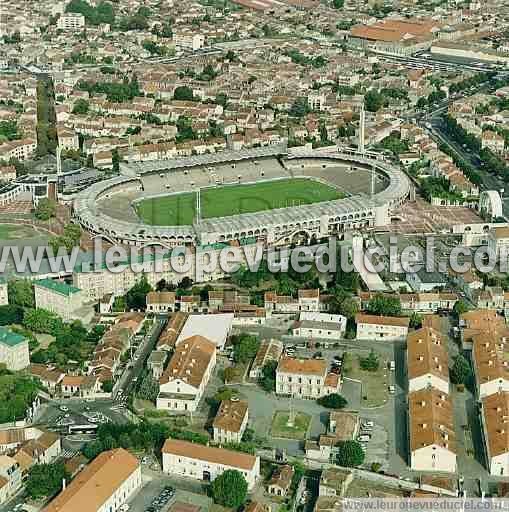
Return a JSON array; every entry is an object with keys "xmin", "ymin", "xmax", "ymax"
[
  {"xmin": 176, "ymin": 313, "xmax": 234, "ymax": 350},
  {"xmin": 146, "ymin": 291, "xmax": 176, "ymax": 314},
  {"xmin": 249, "ymin": 339, "xmax": 283, "ymax": 379},
  {"xmin": 406, "ymin": 270, "xmax": 447, "ymax": 292},
  {"xmin": 28, "ymin": 364, "xmax": 65, "ymax": 395},
  {"xmin": 276, "ymin": 357, "xmax": 341, "ymax": 399},
  {"xmin": 305, "ymin": 411, "xmax": 359, "ymax": 462},
  {"xmin": 409, "ymin": 388, "xmax": 456, "ymax": 473},
  {"xmin": 267, "ymin": 465, "xmax": 294, "ymax": 497},
  {"xmin": 459, "ymin": 309, "xmax": 509, "ymax": 350},
  {"xmin": 0, "ymin": 326, "xmax": 30, "ymax": 371},
  {"xmin": 157, "ymin": 312, "xmax": 188, "ymax": 351},
  {"xmin": 0, "ymin": 456, "xmax": 21, "ymax": 504},
  {"xmin": 162, "ymin": 439, "xmax": 260, "ymax": 490},
  {"xmin": 481, "ymin": 392, "xmax": 509, "ymax": 476},
  {"xmin": 157, "ymin": 335, "xmax": 216, "ymax": 412},
  {"xmin": 264, "ymin": 289, "xmax": 325, "ymax": 315},
  {"xmin": 292, "ymin": 312, "xmax": 347, "ymax": 341},
  {"xmin": 488, "ymin": 226, "xmax": 509, "ymax": 261},
  {"xmin": 212, "ymin": 399, "xmax": 249, "ymax": 444},
  {"xmin": 472, "ymin": 333, "xmax": 509, "ymax": 399},
  {"xmin": 355, "ymin": 314, "xmax": 409, "ymax": 341},
  {"xmin": 482, "ymin": 130, "xmax": 505, "ymax": 154},
  {"xmin": 318, "ymin": 467, "xmax": 353, "ymax": 497},
  {"xmin": 147, "ymin": 351, "xmax": 168, "ymax": 380},
  {"xmin": 14, "ymin": 430, "xmax": 61, "ymax": 474},
  {"xmin": 60, "ymin": 375, "xmax": 100, "ymax": 398},
  {"xmin": 42, "ymin": 448, "xmax": 142, "ymax": 512},
  {"xmin": 33, "ymin": 279, "xmax": 85, "ymax": 322},
  {"xmin": 407, "ymin": 327, "xmax": 449, "ymax": 395}
]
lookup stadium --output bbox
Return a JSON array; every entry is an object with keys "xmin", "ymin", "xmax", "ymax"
[{"xmin": 72, "ymin": 144, "xmax": 411, "ymax": 247}]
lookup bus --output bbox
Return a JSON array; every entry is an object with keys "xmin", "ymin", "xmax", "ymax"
[{"xmin": 68, "ymin": 424, "xmax": 99, "ymax": 435}]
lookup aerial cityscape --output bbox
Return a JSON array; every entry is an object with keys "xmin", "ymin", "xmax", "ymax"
[{"xmin": 0, "ymin": 0, "xmax": 509, "ymax": 510}]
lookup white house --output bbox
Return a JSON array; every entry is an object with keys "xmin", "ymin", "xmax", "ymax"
[
  {"xmin": 162, "ymin": 439, "xmax": 260, "ymax": 489},
  {"xmin": 0, "ymin": 456, "xmax": 21, "ymax": 505},
  {"xmin": 146, "ymin": 291, "xmax": 176, "ymax": 314},
  {"xmin": 276, "ymin": 357, "xmax": 341, "ymax": 399},
  {"xmin": 355, "ymin": 314, "xmax": 409, "ymax": 341},
  {"xmin": 481, "ymin": 392, "xmax": 509, "ymax": 476},
  {"xmin": 42, "ymin": 448, "xmax": 142, "ymax": 512},
  {"xmin": 406, "ymin": 270, "xmax": 448, "ymax": 292},
  {"xmin": 407, "ymin": 327, "xmax": 449, "ymax": 395},
  {"xmin": 409, "ymin": 389, "xmax": 456, "ymax": 473},
  {"xmin": 157, "ymin": 335, "xmax": 216, "ymax": 412},
  {"xmin": 212, "ymin": 399, "xmax": 249, "ymax": 444},
  {"xmin": 292, "ymin": 312, "xmax": 347, "ymax": 341}
]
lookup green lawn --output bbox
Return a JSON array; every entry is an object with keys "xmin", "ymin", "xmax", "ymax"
[
  {"xmin": 135, "ymin": 178, "xmax": 343, "ymax": 226},
  {"xmin": 270, "ymin": 410, "xmax": 311, "ymax": 440},
  {"xmin": 0, "ymin": 224, "xmax": 40, "ymax": 240},
  {"xmin": 344, "ymin": 354, "xmax": 389, "ymax": 408}
]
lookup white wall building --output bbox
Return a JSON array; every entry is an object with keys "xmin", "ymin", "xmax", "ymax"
[
  {"xmin": 157, "ymin": 335, "xmax": 216, "ymax": 412},
  {"xmin": 0, "ymin": 456, "xmax": 21, "ymax": 504},
  {"xmin": 292, "ymin": 312, "xmax": 347, "ymax": 340},
  {"xmin": 0, "ymin": 327, "xmax": 29, "ymax": 371},
  {"xmin": 57, "ymin": 13, "xmax": 85, "ymax": 31},
  {"xmin": 355, "ymin": 314, "xmax": 409, "ymax": 341},
  {"xmin": 212, "ymin": 399, "xmax": 249, "ymax": 444},
  {"xmin": 409, "ymin": 389, "xmax": 457, "ymax": 473},
  {"xmin": 276, "ymin": 357, "xmax": 341, "ymax": 399},
  {"xmin": 42, "ymin": 448, "xmax": 142, "ymax": 512},
  {"xmin": 34, "ymin": 279, "xmax": 85, "ymax": 322},
  {"xmin": 407, "ymin": 327, "xmax": 449, "ymax": 395},
  {"xmin": 472, "ymin": 334, "xmax": 509, "ymax": 399},
  {"xmin": 482, "ymin": 392, "xmax": 509, "ymax": 476},
  {"xmin": 162, "ymin": 439, "xmax": 260, "ymax": 489},
  {"xmin": 176, "ymin": 313, "xmax": 234, "ymax": 350}
]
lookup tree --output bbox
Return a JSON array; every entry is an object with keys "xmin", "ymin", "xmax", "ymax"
[
  {"xmin": 232, "ymin": 333, "xmax": 259, "ymax": 364},
  {"xmin": 332, "ymin": 0, "xmax": 344, "ymax": 7},
  {"xmin": 366, "ymin": 294, "xmax": 402, "ymax": 317},
  {"xmin": 409, "ymin": 312, "xmax": 423, "ymax": 329},
  {"xmin": 26, "ymin": 462, "xmax": 68, "ymax": 499},
  {"xmin": 0, "ymin": 305, "xmax": 24, "ymax": 326},
  {"xmin": 211, "ymin": 470, "xmax": 248, "ymax": 508},
  {"xmin": 317, "ymin": 393, "xmax": 348, "ymax": 409},
  {"xmin": 336, "ymin": 440, "xmax": 365, "ymax": 467},
  {"xmin": 8, "ymin": 279, "xmax": 35, "ymax": 308},
  {"xmin": 125, "ymin": 274, "xmax": 153, "ymax": 310},
  {"xmin": 450, "ymin": 354, "xmax": 472, "ymax": 385},
  {"xmin": 137, "ymin": 373, "xmax": 159, "ymax": 401},
  {"xmin": 453, "ymin": 299, "xmax": 470, "ymax": 317},
  {"xmin": 259, "ymin": 360, "xmax": 277, "ymax": 392},
  {"xmin": 173, "ymin": 86, "xmax": 194, "ymax": 101},
  {"xmin": 102, "ymin": 380, "xmax": 113, "ymax": 393},
  {"xmin": 72, "ymin": 98, "xmax": 90, "ymax": 115},
  {"xmin": 34, "ymin": 198, "xmax": 57, "ymax": 221},
  {"xmin": 359, "ymin": 350, "xmax": 379, "ymax": 372},
  {"xmin": 289, "ymin": 97, "xmax": 310, "ymax": 118},
  {"xmin": 364, "ymin": 90, "xmax": 386, "ymax": 112}
]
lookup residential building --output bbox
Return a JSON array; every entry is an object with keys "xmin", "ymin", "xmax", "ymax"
[
  {"xmin": 0, "ymin": 326, "xmax": 29, "ymax": 371},
  {"xmin": 147, "ymin": 351, "xmax": 167, "ymax": 380},
  {"xmin": 318, "ymin": 467, "xmax": 353, "ymax": 497},
  {"xmin": 267, "ymin": 465, "xmax": 294, "ymax": 497},
  {"xmin": 157, "ymin": 312, "xmax": 188, "ymax": 351},
  {"xmin": 42, "ymin": 448, "xmax": 142, "ymax": 512},
  {"xmin": 406, "ymin": 270, "xmax": 448, "ymax": 292},
  {"xmin": 472, "ymin": 333, "xmax": 509, "ymax": 399},
  {"xmin": 355, "ymin": 314, "xmax": 409, "ymax": 341},
  {"xmin": 249, "ymin": 339, "xmax": 283, "ymax": 379},
  {"xmin": 265, "ymin": 289, "xmax": 327, "ymax": 315},
  {"xmin": 407, "ymin": 327, "xmax": 449, "ymax": 395},
  {"xmin": 146, "ymin": 291, "xmax": 176, "ymax": 314},
  {"xmin": 57, "ymin": 13, "xmax": 85, "ymax": 31},
  {"xmin": 14, "ymin": 431, "xmax": 61, "ymax": 474},
  {"xmin": 157, "ymin": 335, "xmax": 216, "ymax": 412},
  {"xmin": 28, "ymin": 364, "xmax": 65, "ymax": 395},
  {"xmin": 0, "ymin": 281, "xmax": 7, "ymax": 307},
  {"xmin": 174, "ymin": 32, "xmax": 205, "ymax": 51},
  {"xmin": 276, "ymin": 357, "xmax": 341, "ymax": 399},
  {"xmin": 292, "ymin": 312, "xmax": 347, "ymax": 341},
  {"xmin": 0, "ymin": 456, "xmax": 21, "ymax": 503},
  {"xmin": 212, "ymin": 399, "xmax": 249, "ymax": 444},
  {"xmin": 408, "ymin": 389, "xmax": 456, "ymax": 473},
  {"xmin": 33, "ymin": 279, "xmax": 85, "ymax": 322},
  {"xmin": 488, "ymin": 226, "xmax": 509, "ymax": 261},
  {"xmin": 162, "ymin": 439, "xmax": 260, "ymax": 489},
  {"xmin": 481, "ymin": 392, "xmax": 509, "ymax": 476}
]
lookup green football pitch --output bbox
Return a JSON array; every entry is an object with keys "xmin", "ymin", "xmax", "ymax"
[{"xmin": 134, "ymin": 178, "xmax": 344, "ymax": 226}]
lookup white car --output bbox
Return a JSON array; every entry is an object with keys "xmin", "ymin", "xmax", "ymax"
[
  {"xmin": 388, "ymin": 385, "xmax": 395, "ymax": 394},
  {"xmin": 59, "ymin": 406, "xmax": 69, "ymax": 412}
]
